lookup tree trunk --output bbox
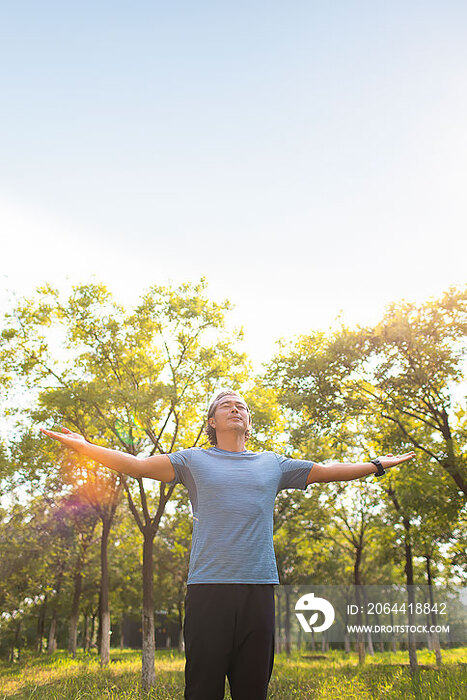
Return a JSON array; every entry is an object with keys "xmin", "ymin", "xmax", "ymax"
[
  {"xmin": 426, "ymin": 556, "xmax": 442, "ymax": 666},
  {"xmin": 354, "ymin": 546, "xmax": 366, "ymax": 665},
  {"xmin": 402, "ymin": 517, "xmax": 418, "ymax": 672},
  {"xmin": 366, "ymin": 629, "xmax": 374, "ymax": 655},
  {"xmin": 406, "ymin": 586, "xmax": 418, "ymax": 672},
  {"xmin": 14, "ymin": 620, "xmax": 22, "ymax": 662},
  {"xmin": 47, "ymin": 614, "xmax": 57, "ymax": 655},
  {"xmin": 426, "ymin": 629, "xmax": 433, "ymax": 650},
  {"xmin": 68, "ymin": 571, "xmax": 82, "ymax": 657},
  {"xmin": 344, "ymin": 595, "xmax": 350, "ymax": 654},
  {"xmin": 47, "ymin": 572, "xmax": 63, "ymax": 656},
  {"xmin": 36, "ymin": 594, "xmax": 47, "ymax": 654},
  {"xmin": 90, "ymin": 613, "xmax": 96, "ymax": 650},
  {"xmin": 178, "ymin": 627, "xmax": 185, "ymax": 653},
  {"xmin": 389, "ymin": 609, "xmax": 397, "ymax": 652},
  {"xmin": 100, "ymin": 517, "xmax": 111, "ymax": 666},
  {"xmin": 284, "ymin": 588, "xmax": 291, "ymax": 656},
  {"xmin": 83, "ymin": 614, "xmax": 90, "ymax": 652},
  {"xmin": 10, "ymin": 621, "xmax": 22, "ymax": 663},
  {"xmin": 141, "ymin": 530, "xmax": 156, "ymax": 690},
  {"xmin": 363, "ymin": 588, "xmax": 374, "ymax": 655},
  {"xmin": 388, "ymin": 488, "xmax": 418, "ymax": 671},
  {"xmin": 177, "ymin": 599, "xmax": 185, "ymax": 653},
  {"xmin": 275, "ymin": 591, "xmax": 282, "ymax": 654},
  {"xmin": 372, "ymin": 606, "xmax": 384, "ymax": 653},
  {"xmin": 97, "ymin": 593, "xmax": 102, "ymax": 654}
]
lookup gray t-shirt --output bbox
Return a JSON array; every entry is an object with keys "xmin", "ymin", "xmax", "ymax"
[{"xmin": 167, "ymin": 446, "xmax": 315, "ymax": 584}]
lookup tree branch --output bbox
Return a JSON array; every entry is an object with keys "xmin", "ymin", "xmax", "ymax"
[{"xmin": 122, "ymin": 478, "xmax": 144, "ymax": 533}]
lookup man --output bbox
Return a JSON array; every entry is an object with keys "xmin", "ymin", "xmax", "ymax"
[{"xmin": 41, "ymin": 390, "xmax": 415, "ymax": 699}]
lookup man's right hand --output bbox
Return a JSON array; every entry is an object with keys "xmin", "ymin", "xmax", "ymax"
[
  {"xmin": 40, "ymin": 426, "xmax": 87, "ymax": 451},
  {"xmin": 39, "ymin": 426, "xmax": 175, "ymax": 482}
]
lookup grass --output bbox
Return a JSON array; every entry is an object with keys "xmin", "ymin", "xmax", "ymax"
[{"xmin": 0, "ymin": 647, "xmax": 466, "ymax": 699}]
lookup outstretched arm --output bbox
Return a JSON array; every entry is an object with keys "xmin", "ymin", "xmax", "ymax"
[
  {"xmin": 40, "ymin": 427, "xmax": 175, "ymax": 483},
  {"xmin": 306, "ymin": 452, "xmax": 415, "ymax": 484}
]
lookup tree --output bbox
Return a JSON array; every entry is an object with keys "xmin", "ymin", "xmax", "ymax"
[
  {"xmin": 61, "ymin": 496, "xmax": 98, "ymax": 658},
  {"xmin": 154, "ymin": 498, "xmax": 192, "ymax": 652},
  {"xmin": 265, "ymin": 286, "xmax": 467, "ymax": 498},
  {"xmin": 263, "ymin": 288, "xmax": 467, "ymax": 668},
  {"xmin": 365, "ymin": 287, "xmax": 467, "ymax": 498},
  {"xmin": 1, "ymin": 279, "xmax": 249, "ymax": 688}
]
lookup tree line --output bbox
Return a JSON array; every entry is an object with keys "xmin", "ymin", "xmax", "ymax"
[{"xmin": 0, "ymin": 280, "xmax": 465, "ymax": 687}]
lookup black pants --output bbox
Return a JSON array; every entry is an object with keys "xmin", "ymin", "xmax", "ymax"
[{"xmin": 183, "ymin": 583, "xmax": 275, "ymax": 700}]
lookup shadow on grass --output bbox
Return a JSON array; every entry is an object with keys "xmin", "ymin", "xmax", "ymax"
[
  {"xmin": 0, "ymin": 651, "xmax": 185, "ymax": 700},
  {"xmin": 2, "ymin": 649, "xmax": 467, "ymax": 700},
  {"xmin": 3, "ymin": 667, "xmax": 185, "ymax": 700},
  {"xmin": 271, "ymin": 654, "xmax": 467, "ymax": 700}
]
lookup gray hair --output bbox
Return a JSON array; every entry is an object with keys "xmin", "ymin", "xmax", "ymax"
[{"xmin": 205, "ymin": 391, "xmax": 251, "ymax": 446}]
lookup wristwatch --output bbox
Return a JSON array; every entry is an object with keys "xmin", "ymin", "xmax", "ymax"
[{"xmin": 371, "ymin": 458, "xmax": 385, "ymax": 477}]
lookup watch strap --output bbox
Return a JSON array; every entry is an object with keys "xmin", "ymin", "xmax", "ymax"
[{"xmin": 371, "ymin": 457, "xmax": 385, "ymax": 477}]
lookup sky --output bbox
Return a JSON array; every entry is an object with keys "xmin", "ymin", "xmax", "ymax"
[{"xmin": 1, "ymin": 1, "xmax": 466, "ymax": 368}]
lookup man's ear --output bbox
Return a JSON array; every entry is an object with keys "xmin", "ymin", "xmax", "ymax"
[{"xmin": 209, "ymin": 417, "xmax": 216, "ymax": 428}]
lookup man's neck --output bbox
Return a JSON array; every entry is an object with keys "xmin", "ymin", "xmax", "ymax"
[{"xmin": 215, "ymin": 434, "xmax": 247, "ymax": 452}]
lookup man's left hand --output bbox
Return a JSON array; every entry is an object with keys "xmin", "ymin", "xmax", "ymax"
[{"xmin": 376, "ymin": 452, "xmax": 416, "ymax": 469}]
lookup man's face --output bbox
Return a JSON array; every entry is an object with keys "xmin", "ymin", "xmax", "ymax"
[{"xmin": 209, "ymin": 394, "xmax": 251, "ymax": 437}]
